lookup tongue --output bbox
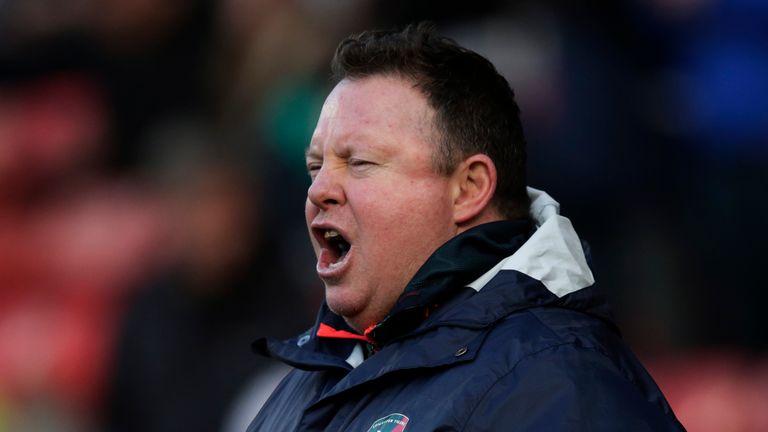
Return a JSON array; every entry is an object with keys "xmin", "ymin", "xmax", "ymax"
[{"xmin": 318, "ymin": 248, "xmax": 340, "ymax": 268}]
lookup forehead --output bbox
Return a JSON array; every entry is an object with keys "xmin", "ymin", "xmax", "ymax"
[{"xmin": 308, "ymin": 75, "xmax": 434, "ymax": 154}]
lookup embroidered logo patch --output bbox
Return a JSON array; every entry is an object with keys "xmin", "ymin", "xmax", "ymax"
[{"xmin": 366, "ymin": 413, "xmax": 409, "ymax": 432}]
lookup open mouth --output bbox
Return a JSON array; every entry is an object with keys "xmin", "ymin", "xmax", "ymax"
[
  {"xmin": 310, "ymin": 221, "xmax": 355, "ymax": 279},
  {"xmin": 322, "ymin": 229, "xmax": 351, "ymax": 268}
]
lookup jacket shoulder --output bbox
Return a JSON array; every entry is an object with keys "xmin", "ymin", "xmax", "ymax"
[
  {"xmin": 246, "ymin": 367, "xmax": 341, "ymax": 432},
  {"xmin": 460, "ymin": 308, "xmax": 684, "ymax": 431}
]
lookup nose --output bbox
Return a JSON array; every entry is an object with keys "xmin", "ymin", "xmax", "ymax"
[{"xmin": 307, "ymin": 165, "xmax": 345, "ymax": 210}]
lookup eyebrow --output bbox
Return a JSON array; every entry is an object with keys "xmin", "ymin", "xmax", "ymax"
[
  {"xmin": 305, "ymin": 145, "xmax": 321, "ymax": 159},
  {"xmin": 304, "ymin": 131, "xmax": 388, "ymax": 161}
]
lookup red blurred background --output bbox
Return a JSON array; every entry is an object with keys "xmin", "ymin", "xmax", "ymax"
[{"xmin": 1, "ymin": 1, "xmax": 766, "ymax": 431}]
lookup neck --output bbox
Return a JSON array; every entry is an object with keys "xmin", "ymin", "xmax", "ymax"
[{"xmin": 455, "ymin": 208, "xmax": 505, "ymax": 236}]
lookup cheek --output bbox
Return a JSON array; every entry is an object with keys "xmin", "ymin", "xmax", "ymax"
[
  {"xmin": 304, "ymin": 197, "xmax": 312, "ymax": 214},
  {"xmin": 305, "ymin": 198, "xmax": 318, "ymax": 222},
  {"xmin": 355, "ymin": 180, "xmax": 453, "ymax": 242},
  {"xmin": 305, "ymin": 200, "xmax": 321, "ymax": 255}
]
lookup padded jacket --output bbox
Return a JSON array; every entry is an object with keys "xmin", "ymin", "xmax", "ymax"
[{"xmin": 247, "ymin": 189, "xmax": 685, "ymax": 431}]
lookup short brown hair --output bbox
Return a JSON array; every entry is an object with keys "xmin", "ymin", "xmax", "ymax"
[{"xmin": 331, "ymin": 22, "xmax": 529, "ymax": 219}]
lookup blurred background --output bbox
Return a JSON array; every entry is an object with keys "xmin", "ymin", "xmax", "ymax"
[{"xmin": 0, "ymin": 0, "xmax": 766, "ymax": 431}]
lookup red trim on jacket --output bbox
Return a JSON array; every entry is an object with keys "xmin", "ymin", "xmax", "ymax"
[{"xmin": 317, "ymin": 323, "xmax": 375, "ymax": 344}]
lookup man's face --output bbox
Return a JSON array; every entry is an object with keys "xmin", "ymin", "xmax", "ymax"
[{"xmin": 305, "ymin": 75, "xmax": 458, "ymax": 332}]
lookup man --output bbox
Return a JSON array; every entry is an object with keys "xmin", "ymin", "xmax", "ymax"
[{"xmin": 248, "ymin": 23, "xmax": 684, "ymax": 431}]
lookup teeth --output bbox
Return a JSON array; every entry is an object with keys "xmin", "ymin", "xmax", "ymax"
[{"xmin": 324, "ymin": 230, "xmax": 340, "ymax": 240}]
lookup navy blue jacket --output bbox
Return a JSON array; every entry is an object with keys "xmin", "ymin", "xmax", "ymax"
[{"xmin": 248, "ymin": 190, "xmax": 684, "ymax": 431}]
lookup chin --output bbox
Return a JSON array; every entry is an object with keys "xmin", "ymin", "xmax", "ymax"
[{"xmin": 325, "ymin": 286, "xmax": 366, "ymax": 321}]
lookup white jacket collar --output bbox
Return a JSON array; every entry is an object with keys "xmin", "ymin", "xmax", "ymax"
[{"xmin": 466, "ymin": 187, "xmax": 595, "ymax": 297}]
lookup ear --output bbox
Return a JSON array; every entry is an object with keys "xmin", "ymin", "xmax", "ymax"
[{"xmin": 450, "ymin": 154, "xmax": 498, "ymax": 225}]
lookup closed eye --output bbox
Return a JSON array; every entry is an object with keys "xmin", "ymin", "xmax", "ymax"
[
  {"xmin": 306, "ymin": 161, "xmax": 322, "ymax": 179},
  {"xmin": 348, "ymin": 159, "xmax": 372, "ymax": 167},
  {"xmin": 348, "ymin": 158, "xmax": 378, "ymax": 176}
]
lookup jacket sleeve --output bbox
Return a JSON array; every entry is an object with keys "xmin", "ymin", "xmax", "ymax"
[{"xmin": 461, "ymin": 343, "xmax": 685, "ymax": 432}]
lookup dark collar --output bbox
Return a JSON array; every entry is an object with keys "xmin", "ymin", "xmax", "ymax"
[{"xmin": 365, "ymin": 219, "xmax": 533, "ymax": 345}]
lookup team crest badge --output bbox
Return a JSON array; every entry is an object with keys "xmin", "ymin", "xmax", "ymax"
[{"xmin": 366, "ymin": 413, "xmax": 410, "ymax": 432}]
